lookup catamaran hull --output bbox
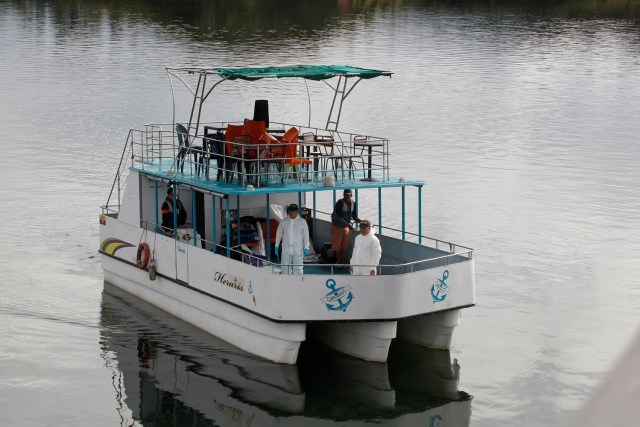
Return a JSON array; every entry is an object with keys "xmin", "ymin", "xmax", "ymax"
[
  {"xmin": 308, "ymin": 321, "xmax": 398, "ymax": 362},
  {"xmin": 307, "ymin": 311, "xmax": 461, "ymax": 362},
  {"xmin": 101, "ymin": 256, "xmax": 305, "ymax": 364},
  {"xmin": 102, "ymin": 252, "xmax": 465, "ymax": 364},
  {"xmin": 397, "ymin": 310, "xmax": 462, "ymax": 349}
]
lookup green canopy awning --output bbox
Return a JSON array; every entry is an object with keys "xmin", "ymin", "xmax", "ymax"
[{"xmin": 215, "ymin": 65, "xmax": 392, "ymax": 81}]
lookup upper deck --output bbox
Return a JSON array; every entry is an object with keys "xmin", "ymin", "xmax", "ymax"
[{"xmin": 125, "ymin": 120, "xmax": 423, "ymax": 197}]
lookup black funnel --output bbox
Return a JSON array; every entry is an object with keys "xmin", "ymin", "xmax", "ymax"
[{"xmin": 253, "ymin": 100, "xmax": 269, "ymax": 128}]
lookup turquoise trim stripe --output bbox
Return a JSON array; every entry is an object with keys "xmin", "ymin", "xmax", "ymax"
[{"xmin": 133, "ymin": 167, "xmax": 423, "ymax": 198}]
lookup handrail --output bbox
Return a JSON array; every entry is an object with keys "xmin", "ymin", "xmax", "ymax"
[
  {"xmin": 137, "ymin": 212, "xmax": 471, "ymax": 277},
  {"xmin": 103, "ymin": 130, "xmax": 134, "ymax": 212},
  {"xmin": 312, "ymin": 209, "xmax": 473, "ymax": 256},
  {"xmin": 123, "ymin": 121, "xmax": 391, "ymax": 185},
  {"xmin": 375, "ymin": 224, "xmax": 474, "ymax": 254}
]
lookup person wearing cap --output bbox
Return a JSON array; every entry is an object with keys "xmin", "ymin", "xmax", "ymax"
[
  {"xmin": 350, "ymin": 219, "xmax": 381, "ymax": 276},
  {"xmin": 330, "ymin": 189, "xmax": 361, "ymax": 264},
  {"xmin": 275, "ymin": 203, "xmax": 310, "ymax": 275}
]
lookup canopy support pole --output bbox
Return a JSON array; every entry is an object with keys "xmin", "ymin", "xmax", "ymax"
[
  {"xmin": 325, "ymin": 77, "xmax": 363, "ymax": 132},
  {"xmin": 266, "ymin": 194, "xmax": 271, "ymax": 257},
  {"xmin": 212, "ymin": 196, "xmax": 217, "ymax": 252},
  {"xmin": 418, "ymin": 185, "xmax": 423, "ymax": 245},
  {"xmin": 236, "ymin": 195, "xmax": 241, "ymax": 248},
  {"xmin": 378, "ymin": 188, "xmax": 382, "ymax": 236},
  {"xmin": 401, "ymin": 187, "xmax": 406, "ymax": 241},
  {"xmin": 225, "ymin": 197, "xmax": 231, "ymax": 258}
]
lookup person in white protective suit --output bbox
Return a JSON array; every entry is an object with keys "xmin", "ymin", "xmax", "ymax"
[
  {"xmin": 349, "ymin": 219, "xmax": 382, "ymax": 276},
  {"xmin": 275, "ymin": 204, "xmax": 310, "ymax": 275}
]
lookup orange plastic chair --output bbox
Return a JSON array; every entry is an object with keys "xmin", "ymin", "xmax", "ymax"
[
  {"xmin": 281, "ymin": 127, "xmax": 307, "ymax": 162},
  {"xmin": 224, "ymin": 124, "xmax": 246, "ymax": 155},
  {"xmin": 269, "ymin": 127, "xmax": 298, "ymax": 162},
  {"xmin": 260, "ymin": 127, "xmax": 306, "ymax": 182},
  {"xmin": 259, "ymin": 131, "xmax": 282, "ymax": 183},
  {"xmin": 261, "ymin": 131, "xmax": 279, "ymax": 156},
  {"xmin": 281, "ymin": 127, "xmax": 300, "ymax": 145},
  {"xmin": 243, "ymin": 120, "xmax": 267, "ymax": 159},
  {"xmin": 262, "ymin": 131, "xmax": 278, "ymax": 145},
  {"xmin": 280, "ymin": 128, "xmax": 312, "ymax": 181},
  {"xmin": 267, "ymin": 127, "xmax": 298, "ymax": 159}
]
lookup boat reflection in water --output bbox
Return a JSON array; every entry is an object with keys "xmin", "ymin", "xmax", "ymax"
[{"xmin": 100, "ymin": 282, "xmax": 472, "ymax": 426}]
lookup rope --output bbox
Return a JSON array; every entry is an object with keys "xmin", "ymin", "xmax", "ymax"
[{"xmin": 138, "ymin": 222, "xmax": 148, "ymax": 246}]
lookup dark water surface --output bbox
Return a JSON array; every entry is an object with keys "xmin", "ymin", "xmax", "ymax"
[{"xmin": 1, "ymin": 1, "xmax": 639, "ymax": 426}]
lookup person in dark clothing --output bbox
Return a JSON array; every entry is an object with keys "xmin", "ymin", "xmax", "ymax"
[
  {"xmin": 160, "ymin": 187, "xmax": 187, "ymax": 237},
  {"xmin": 330, "ymin": 189, "xmax": 361, "ymax": 264}
]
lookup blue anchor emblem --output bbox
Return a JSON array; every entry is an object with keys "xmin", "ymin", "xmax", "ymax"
[
  {"xmin": 322, "ymin": 278, "xmax": 354, "ymax": 312},
  {"xmin": 430, "ymin": 270, "xmax": 450, "ymax": 303},
  {"xmin": 428, "ymin": 415, "xmax": 444, "ymax": 427}
]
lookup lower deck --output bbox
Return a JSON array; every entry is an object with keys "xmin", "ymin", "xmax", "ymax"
[{"xmin": 105, "ymin": 168, "xmax": 473, "ymax": 278}]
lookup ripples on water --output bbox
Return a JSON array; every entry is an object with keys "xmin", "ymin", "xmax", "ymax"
[{"xmin": 1, "ymin": 1, "xmax": 639, "ymax": 426}]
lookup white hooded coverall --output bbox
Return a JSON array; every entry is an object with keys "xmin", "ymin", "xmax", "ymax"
[
  {"xmin": 350, "ymin": 231, "xmax": 382, "ymax": 275},
  {"xmin": 275, "ymin": 216, "xmax": 310, "ymax": 275}
]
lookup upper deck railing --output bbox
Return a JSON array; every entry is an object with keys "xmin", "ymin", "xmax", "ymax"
[
  {"xmin": 102, "ymin": 121, "xmax": 390, "ymax": 214},
  {"xmin": 131, "ymin": 121, "xmax": 389, "ymax": 185}
]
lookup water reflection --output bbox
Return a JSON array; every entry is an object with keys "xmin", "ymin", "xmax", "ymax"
[
  {"xmin": 100, "ymin": 282, "xmax": 471, "ymax": 426},
  {"xmin": 6, "ymin": 0, "xmax": 640, "ymax": 45}
]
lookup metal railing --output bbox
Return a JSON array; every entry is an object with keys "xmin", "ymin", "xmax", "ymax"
[
  {"xmin": 102, "ymin": 120, "xmax": 392, "ymax": 214},
  {"xmin": 133, "ymin": 210, "xmax": 472, "ymax": 277},
  {"xmin": 312, "ymin": 208, "xmax": 472, "ymax": 254},
  {"xmin": 310, "ymin": 210, "xmax": 473, "ymax": 275},
  {"xmin": 123, "ymin": 121, "xmax": 391, "ymax": 186},
  {"xmin": 102, "ymin": 130, "xmax": 136, "ymax": 214}
]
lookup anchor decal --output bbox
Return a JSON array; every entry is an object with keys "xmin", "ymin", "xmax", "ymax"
[
  {"xmin": 248, "ymin": 281, "xmax": 256, "ymax": 306},
  {"xmin": 321, "ymin": 278, "xmax": 354, "ymax": 312},
  {"xmin": 428, "ymin": 415, "xmax": 444, "ymax": 427},
  {"xmin": 430, "ymin": 270, "xmax": 450, "ymax": 303}
]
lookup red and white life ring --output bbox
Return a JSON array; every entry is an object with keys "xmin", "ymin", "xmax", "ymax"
[{"xmin": 136, "ymin": 242, "xmax": 151, "ymax": 269}]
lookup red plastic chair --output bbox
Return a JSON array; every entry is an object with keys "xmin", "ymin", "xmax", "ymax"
[
  {"xmin": 281, "ymin": 128, "xmax": 311, "ymax": 182},
  {"xmin": 244, "ymin": 120, "xmax": 267, "ymax": 143}
]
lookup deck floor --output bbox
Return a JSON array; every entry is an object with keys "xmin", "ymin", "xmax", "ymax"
[{"xmin": 134, "ymin": 157, "xmax": 420, "ymax": 196}]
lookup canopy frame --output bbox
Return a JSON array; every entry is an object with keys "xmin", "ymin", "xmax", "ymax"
[{"xmin": 165, "ymin": 65, "xmax": 393, "ymax": 140}]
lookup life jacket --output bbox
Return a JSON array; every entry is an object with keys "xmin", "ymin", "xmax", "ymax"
[
  {"xmin": 331, "ymin": 199, "xmax": 356, "ymax": 226},
  {"xmin": 161, "ymin": 198, "xmax": 186, "ymax": 226}
]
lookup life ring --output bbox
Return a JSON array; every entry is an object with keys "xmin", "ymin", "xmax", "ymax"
[{"xmin": 136, "ymin": 243, "xmax": 151, "ymax": 269}]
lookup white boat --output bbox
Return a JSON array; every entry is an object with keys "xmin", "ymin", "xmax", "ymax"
[{"xmin": 99, "ymin": 65, "xmax": 476, "ymax": 364}]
